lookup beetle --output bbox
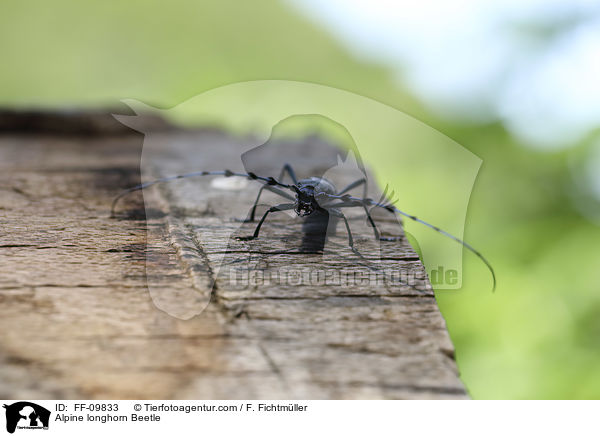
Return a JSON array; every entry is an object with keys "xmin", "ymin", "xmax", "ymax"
[{"xmin": 111, "ymin": 163, "xmax": 496, "ymax": 290}]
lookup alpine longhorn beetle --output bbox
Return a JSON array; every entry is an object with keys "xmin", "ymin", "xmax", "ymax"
[{"xmin": 111, "ymin": 163, "xmax": 496, "ymax": 290}]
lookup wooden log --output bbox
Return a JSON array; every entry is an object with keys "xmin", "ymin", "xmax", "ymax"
[{"xmin": 0, "ymin": 111, "xmax": 467, "ymax": 399}]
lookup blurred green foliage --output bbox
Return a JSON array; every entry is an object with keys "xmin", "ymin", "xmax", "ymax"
[{"xmin": 1, "ymin": 0, "xmax": 599, "ymax": 399}]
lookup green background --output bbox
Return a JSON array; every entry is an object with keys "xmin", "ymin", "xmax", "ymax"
[{"xmin": 2, "ymin": 0, "xmax": 599, "ymax": 399}]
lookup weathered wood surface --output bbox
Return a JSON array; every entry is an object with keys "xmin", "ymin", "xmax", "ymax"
[{"xmin": 0, "ymin": 112, "xmax": 467, "ymax": 399}]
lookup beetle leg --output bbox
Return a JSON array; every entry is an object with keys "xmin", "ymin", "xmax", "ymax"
[
  {"xmin": 244, "ymin": 164, "xmax": 298, "ymax": 222},
  {"xmin": 237, "ymin": 203, "xmax": 295, "ymax": 240}
]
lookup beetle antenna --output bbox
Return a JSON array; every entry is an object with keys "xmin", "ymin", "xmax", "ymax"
[
  {"xmin": 318, "ymin": 192, "xmax": 496, "ymax": 291},
  {"xmin": 110, "ymin": 170, "xmax": 293, "ymax": 217}
]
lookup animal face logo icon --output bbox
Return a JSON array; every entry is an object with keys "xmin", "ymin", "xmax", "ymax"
[
  {"xmin": 111, "ymin": 81, "xmax": 490, "ymax": 321},
  {"xmin": 3, "ymin": 402, "xmax": 50, "ymax": 434}
]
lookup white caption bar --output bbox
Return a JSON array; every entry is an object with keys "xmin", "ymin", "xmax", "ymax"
[{"xmin": 0, "ymin": 400, "xmax": 596, "ymax": 436}]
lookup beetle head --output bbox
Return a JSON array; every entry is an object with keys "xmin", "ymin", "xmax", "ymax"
[{"xmin": 293, "ymin": 184, "xmax": 317, "ymax": 217}]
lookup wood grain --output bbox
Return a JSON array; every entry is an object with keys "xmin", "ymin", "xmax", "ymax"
[{"xmin": 0, "ymin": 113, "xmax": 467, "ymax": 399}]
